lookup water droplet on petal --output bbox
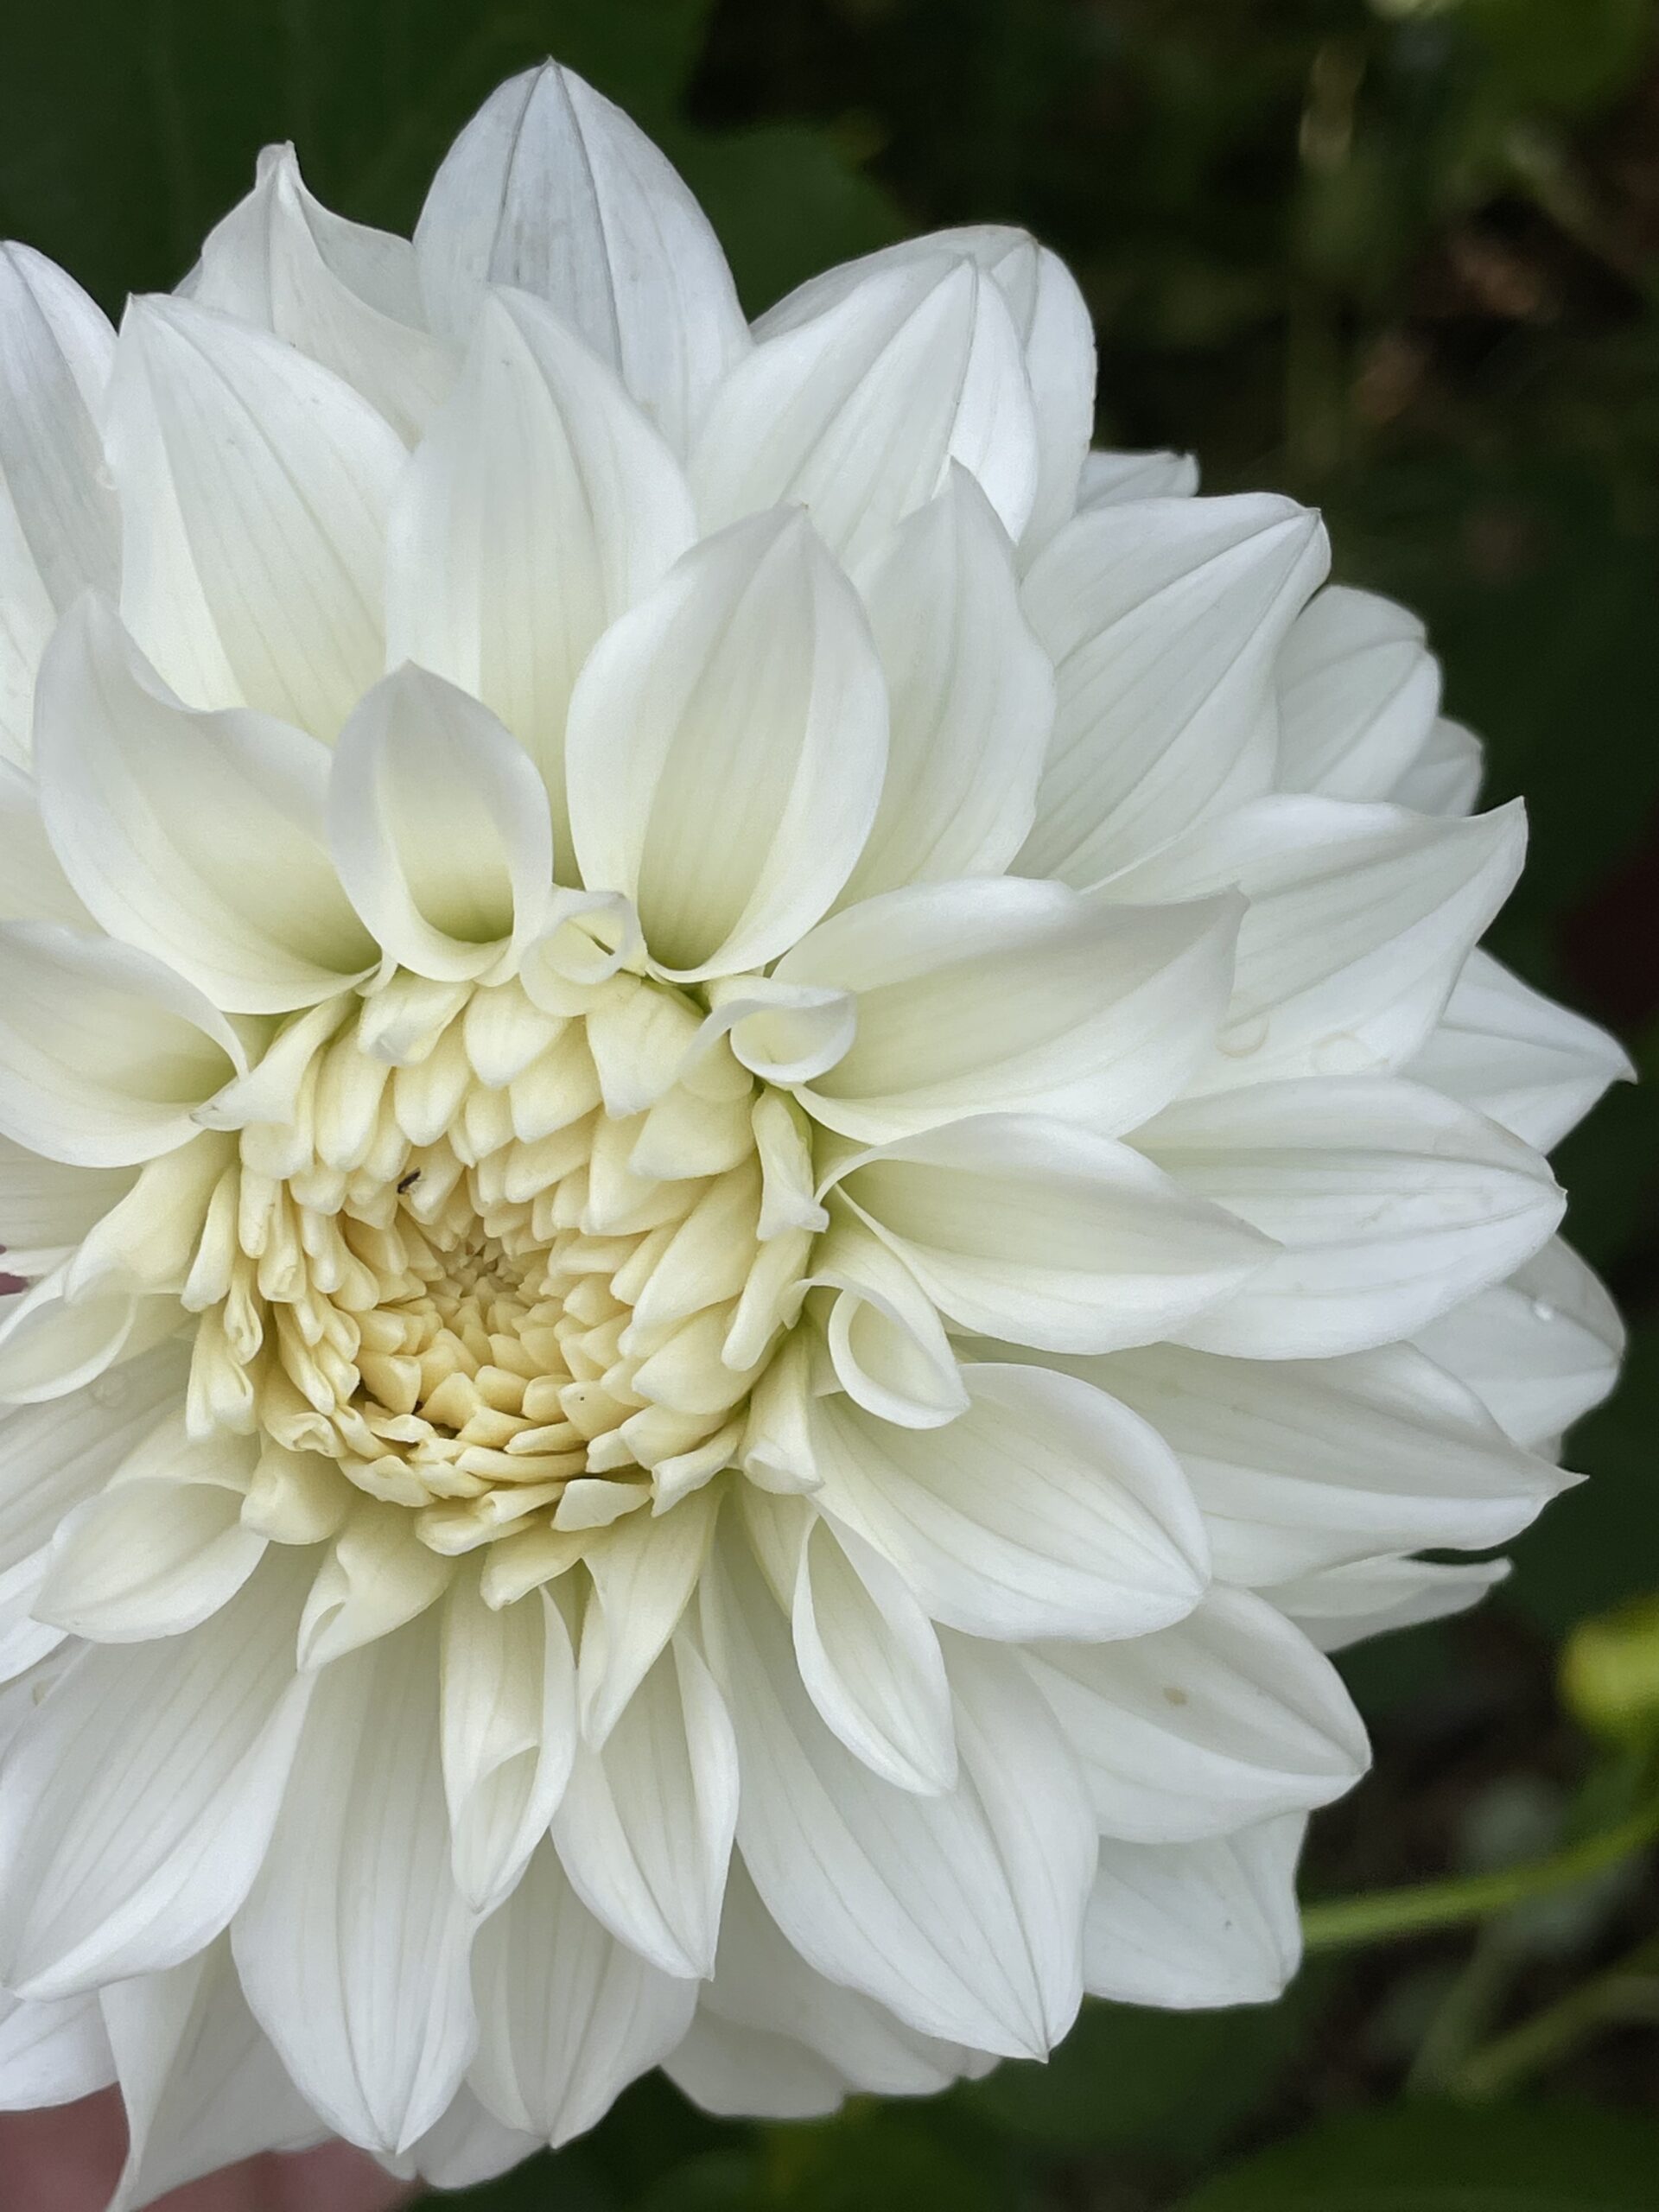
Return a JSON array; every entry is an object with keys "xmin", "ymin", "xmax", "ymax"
[
  {"xmin": 1218, "ymin": 1014, "xmax": 1269, "ymax": 1058},
  {"xmin": 1313, "ymin": 1033, "xmax": 1374, "ymax": 1075},
  {"xmin": 1529, "ymin": 1298, "xmax": 1557, "ymax": 1325}
]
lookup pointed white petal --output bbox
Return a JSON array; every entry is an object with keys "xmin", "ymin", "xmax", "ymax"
[
  {"xmin": 706, "ymin": 1534, "xmax": 1093, "ymax": 2058},
  {"xmin": 807, "ymin": 1362, "xmax": 1208, "ymax": 1642},
  {"xmin": 328, "ymin": 664, "xmax": 553, "ymax": 982},
  {"xmin": 805, "ymin": 1215, "xmax": 969, "ymax": 1429},
  {"xmin": 0, "ymin": 242, "xmax": 117, "ymax": 626},
  {"xmin": 470, "ymin": 1837, "xmax": 696, "ymax": 2145},
  {"xmin": 785, "ymin": 877, "xmax": 1239, "ymax": 1141},
  {"xmin": 1084, "ymin": 1816, "xmax": 1306, "ymax": 2009},
  {"xmin": 34, "ymin": 1474, "xmax": 265, "ymax": 1641},
  {"xmin": 578, "ymin": 1481, "xmax": 719, "ymax": 1745},
  {"xmin": 0, "ymin": 922, "xmax": 244, "ymax": 1166},
  {"xmin": 1410, "ymin": 948, "xmax": 1633, "ymax": 1151},
  {"xmin": 825, "ymin": 1113, "xmax": 1272, "ymax": 1352},
  {"xmin": 666, "ymin": 2010, "xmax": 848, "ymax": 2120},
  {"xmin": 1026, "ymin": 1586, "xmax": 1367, "ymax": 1843},
  {"xmin": 1019, "ymin": 494, "xmax": 1328, "ymax": 886},
  {"xmin": 1078, "ymin": 448, "xmax": 1199, "ymax": 505},
  {"xmin": 34, "ymin": 596, "xmax": 376, "ymax": 1010},
  {"xmin": 0, "ymin": 1135, "xmax": 134, "ymax": 1274},
  {"xmin": 440, "ymin": 1573, "xmax": 576, "ymax": 1913},
  {"xmin": 1092, "ymin": 1338, "xmax": 1569, "ymax": 1583},
  {"xmin": 101, "ymin": 1942, "xmax": 323, "ymax": 2212},
  {"xmin": 387, "ymin": 287, "xmax": 696, "ymax": 858},
  {"xmin": 1391, "ymin": 715, "xmax": 1483, "ymax": 815},
  {"xmin": 233, "ymin": 1612, "xmax": 479, "ymax": 2155},
  {"xmin": 565, "ymin": 506, "xmax": 888, "ymax": 979},
  {"xmin": 1108, "ymin": 796, "xmax": 1527, "ymax": 1090},
  {"xmin": 0, "ymin": 1988, "xmax": 114, "ymax": 2110},
  {"xmin": 1414, "ymin": 1237, "xmax": 1623, "ymax": 1451},
  {"xmin": 415, "ymin": 63, "xmax": 748, "ymax": 451},
  {"xmin": 1274, "ymin": 585, "xmax": 1440, "ymax": 801},
  {"xmin": 105, "ymin": 294, "xmax": 403, "ymax": 738},
  {"xmin": 391, "ymin": 2086, "xmax": 541, "ymax": 2190},
  {"xmin": 554, "ymin": 1633, "xmax": 737, "ymax": 1980},
  {"xmin": 0, "ymin": 1547, "xmax": 315, "ymax": 1998},
  {"xmin": 0, "ymin": 1268, "xmax": 178, "ymax": 1408},
  {"xmin": 1272, "ymin": 1554, "xmax": 1510, "ymax": 1652},
  {"xmin": 193, "ymin": 144, "xmax": 456, "ymax": 441},
  {"xmin": 837, "ymin": 470, "xmax": 1052, "ymax": 903},
  {"xmin": 1142, "ymin": 1077, "xmax": 1565, "ymax": 1358}
]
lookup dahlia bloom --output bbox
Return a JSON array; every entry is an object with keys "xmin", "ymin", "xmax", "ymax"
[{"xmin": 0, "ymin": 60, "xmax": 1630, "ymax": 2205}]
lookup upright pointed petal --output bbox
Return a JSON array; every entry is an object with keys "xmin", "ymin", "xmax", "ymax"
[
  {"xmin": 415, "ymin": 63, "xmax": 748, "ymax": 451},
  {"xmin": 34, "ymin": 597, "xmax": 376, "ymax": 1011},
  {"xmin": 1391, "ymin": 715, "xmax": 1483, "ymax": 816},
  {"xmin": 1414, "ymin": 1237, "xmax": 1624, "ymax": 1451},
  {"xmin": 565, "ymin": 507, "xmax": 888, "ymax": 979},
  {"xmin": 105, "ymin": 295, "xmax": 404, "ymax": 739},
  {"xmin": 1274, "ymin": 585, "xmax": 1441, "ymax": 801},
  {"xmin": 1084, "ymin": 1816, "xmax": 1306, "ymax": 2009},
  {"xmin": 0, "ymin": 923, "xmax": 244, "ymax": 1166},
  {"xmin": 578, "ymin": 1481, "xmax": 720, "ymax": 1746},
  {"xmin": 387, "ymin": 287, "xmax": 696, "ymax": 855}
]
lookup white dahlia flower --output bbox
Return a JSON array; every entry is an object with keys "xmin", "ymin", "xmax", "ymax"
[{"xmin": 0, "ymin": 60, "xmax": 1631, "ymax": 2205}]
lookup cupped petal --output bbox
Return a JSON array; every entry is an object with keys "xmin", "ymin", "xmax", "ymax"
[
  {"xmin": 805, "ymin": 1214, "xmax": 968, "ymax": 1429},
  {"xmin": 105, "ymin": 294, "xmax": 404, "ymax": 739},
  {"xmin": 415, "ymin": 62, "xmax": 748, "ymax": 452},
  {"xmin": 1409, "ymin": 948, "xmax": 1633, "ymax": 1152},
  {"xmin": 784, "ymin": 878, "xmax": 1240, "ymax": 1141},
  {"xmin": 565, "ymin": 506, "xmax": 888, "ymax": 979},
  {"xmin": 824, "ymin": 1113, "xmax": 1272, "ymax": 1353},
  {"xmin": 705, "ymin": 1533, "xmax": 1094, "ymax": 2059},
  {"xmin": 34, "ymin": 595, "xmax": 377, "ymax": 1011},
  {"xmin": 1078, "ymin": 448, "xmax": 1199, "ymax": 505},
  {"xmin": 577, "ymin": 1480, "xmax": 720, "ymax": 1747},
  {"xmin": 327, "ymin": 664, "xmax": 554, "ymax": 982},
  {"xmin": 1274, "ymin": 585, "xmax": 1441, "ymax": 801},
  {"xmin": 1018, "ymin": 493, "xmax": 1328, "ymax": 887},
  {"xmin": 807, "ymin": 1362, "xmax": 1209, "ymax": 1642},
  {"xmin": 1270, "ymin": 1554, "xmax": 1511, "ymax": 1652},
  {"xmin": 1414, "ymin": 1237, "xmax": 1624, "ymax": 1452},
  {"xmin": 836, "ymin": 468, "xmax": 1054, "ymax": 904},
  {"xmin": 0, "ymin": 1267, "xmax": 163, "ymax": 1408},
  {"xmin": 390, "ymin": 2088, "xmax": 539, "ymax": 2191},
  {"xmin": 666, "ymin": 2011, "xmax": 847, "ymax": 2121},
  {"xmin": 552, "ymin": 1632, "xmax": 737, "ymax": 1980},
  {"xmin": 0, "ymin": 1546, "xmax": 315, "ymax": 1999},
  {"xmin": 33, "ymin": 1472, "xmax": 266, "ymax": 1641},
  {"xmin": 1025, "ymin": 1586, "xmax": 1368, "ymax": 1843},
  {"xmin": 693, "ymin": 253, "xmax": 1037, "ymax": 572},
  {"xmin": 1141, "ymin": 1077, "xmax": 1565, "ymax": 1358},
  {"xmin": 1090, "ymin": 1338, "xmax": 1568, "ymax": 1585},
  {"xmin": 191, "ymin": 144, "xmax": 456, "ymax": 441},
  {"xmin": 386, "ymin": 285, "xmax": 696, "ymax": 858},
  {"xmin": 1084, "ymin": 1815, "xmax": 1306, "ymax": 2009},
  {"xmin": 469, "ymin": 1837, "xmax": 697, "ymax": 2146},
  {"xmin": 0, "ymin": 1987, "xmax": 115, "ymax": 2110},
  {"xmin": 1106, "ymin": 795, "xmax": 1527, "ymax": 1089},
  {"xmin": 0, "ymin": 922, "xmax": 245, "ymax": 1166},
  {"xmin": 233, "ymin": 1611, "xmax": 480, "ymax": 2157}
]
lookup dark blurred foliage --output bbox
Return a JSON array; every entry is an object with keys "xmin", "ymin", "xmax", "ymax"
[{"xmin": 3, "ymin": 2, "xmax": 1658, "ymax": 2204}]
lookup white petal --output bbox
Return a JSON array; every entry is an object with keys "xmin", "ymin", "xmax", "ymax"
[
  {"xmin": 1414, "ymin": 1237, "xmax": 1624, "ymax": 1451},
  {"xmin": 825, "ymin": 1113, "xmax": 1272, "ymax": 1352},
  {"xmin": 0, "ymin": 1547, "xmax": 315, "ymax": 1998},
  {"xmin": 386, "ymin": 285, "xmax": 696, "ymax": 859},
  {"xmin": 0, "ymin": 1988, "xmax": 114, "ymax": 2110},
  {"xmin": 327, "ymin": 664, "xmax": 554, "ymax": 982},
  {"xmin": 784, "ymin": 877, "xmax": 1240, "ymax": 1141},
  {"xmin": 1274, "ymin": 585, "xmax": 1440, "ymax": 801},
  {"xmin": 0, "ymin": 922, "xmax": 244, "ymax": 1166},
  {"xmin": 391, "ymin": 2086, "xmax": 540, "ymax": 2190},
  {"xmin": 1107, "ymin": 796, "xmax": 1527, "ymax": 1090},
  {"xmin": 415, "ymin": 62, "xmax": 748, "ymax": 452},
  {"xmin": 105, "ymin": 294, "xmax": 403, "ymax": 738},
  {"xmin": 804, "ymin": 1215, "xmax": 969, "ymax": 1428},
  {"xmin": 233, "ymin": 1612, "xmax": 479, "ymax": 2155},
  {"xmin": 1077, "ymin": 448, "xmax": 1199, "ymax": 505},
  {"xmin": 1084, "ymin": 1816, "xmax": 1306, "ymax": 2009},
  {"xmin": 0, "ymin": 1135, "xmax": 134, "ymax": 1275},
  {"xmin": 695, "ymin": 253, "xmax": 1038, "ymax": 570},
  {"xmin": 1392, "ymin": 714, "xmax": 1483, "ymax": 816},
  {"xmin": 193, "ymin": 144, "xmax": 456, "ymax": 441},
  {"xmin": 1092, "ymin": 1338, "xmax": 1569, "ymax": 1584},
  {"xmin": 296, "ymin": 1497, "xmax": 450, "ymax": 1668},
  {"xmin": 1142, "ymin": 1077, "xmax": 1565, "ymax": 1357},
  {"xmin": 565, "ymin": 506, "xmax": 888, "ymax": 979},
  {"xmin": 0, "ymin": 1267, "xmax": 178, "ymax": 1408},
  {"xmin": 806, "ymin": 1362, "xmax": 1208, "ymax": 1642},
  {"xmin": 469, "ymin": 1837, "xmax": 696, "ymax": 2145},
  {"xmin": 1026, "ymin": 1586, "xmax": 1367, "ymax": 1843},
  {"xmin": 706, "ymin": 1534, "xmax": 1093, "ymax": 2058},
  {"xmin": 34, "ymin": 1474, "xmax": 265, "ymax": 1641},
  {"xmin": 553, "ymin": 1633, "xmax": 737, "ymax": 1979},
  {"xmin": 101, "ymin": 1942, "xmax": 323, "ymax": 2212},
  {"xmin": 666, "ymin": 2010, "xmax": 847, "ymax": 2121},
  {"xmin": 837, "ymin": 469, "xmax": 1053, "ymax": 904},
  {"xmin": 1410, "ymin": 948, "xmax": 1633, "ymax": 1151},
  {"xmin": 0, "ymin": 755, "xmax": 89, "ymax": 925},
  {"xmin": 441, "ymin": 1573, "xmax": 576, "ymax": 1912},
  {"xmin": 578, "ymin": 1480, "xmax": 720, "ymax": 1746},
  {"xmin": 1019, "ymin": 494, "xmax": 1328, "ymax": 887},
  {"xmin": 34, "ymin": 596, "xmax": 376, "ymax": 1011},
  {"xmin": 1272, "ymin": 1554, "xmax": 1510, "ymax": 1652}
]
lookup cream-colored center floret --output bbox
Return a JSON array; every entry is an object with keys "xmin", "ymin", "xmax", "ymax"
[{"xmin": 183, "ymin": 964, "xmax": 822, "ymax": 1573}]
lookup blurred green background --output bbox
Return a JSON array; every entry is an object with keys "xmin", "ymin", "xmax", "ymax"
[{"xmin": 4, "ymin": 1, "xmax": 1657, "ymax": 2203}]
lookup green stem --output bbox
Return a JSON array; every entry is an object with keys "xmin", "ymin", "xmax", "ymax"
[
  {"xmin": 1450, "ymin": 1933, "xmax": 1659, "ymax": 2101},
  {"xmin": 1300, "ymin": 1785, "xmax": 1659, "ymax": 1954}
]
